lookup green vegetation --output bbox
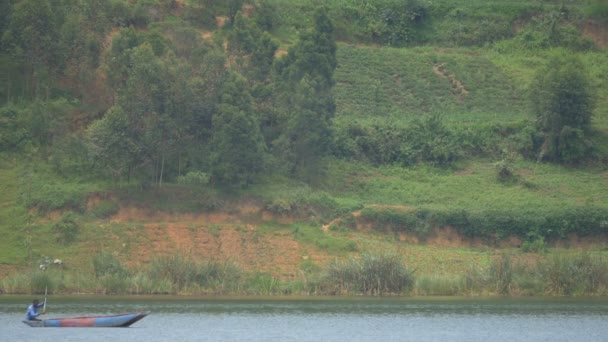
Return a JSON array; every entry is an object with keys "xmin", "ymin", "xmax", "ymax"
[
  {"xmin": 322, "ymin": 251, "xmax": 415, "ymax": 295},
  {"xmin": 4, "ymin": 251, "xmax": 608, "ymax": 297},
  {"xmin": 1, "ymin": 0, "xmax": 607, "ymax": 297}
]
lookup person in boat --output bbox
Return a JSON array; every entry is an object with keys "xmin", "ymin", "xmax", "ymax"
[{"xmin": 26, "ymin": 299, "xmax": 45, "ymax": 321}]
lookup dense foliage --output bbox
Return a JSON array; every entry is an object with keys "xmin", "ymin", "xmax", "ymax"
[
  {"xmin": 1, "ymin": 1, "xmax": 339, "ymax": 187},
  {"xmin": 1, "ymin": 0, "xmax": 603, "ymax": 189},
  {"xmin": 530, "ymin": 52, "xmax": 595, "ymax": 164}
]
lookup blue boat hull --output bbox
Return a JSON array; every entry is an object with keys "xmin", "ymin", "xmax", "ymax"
[{"xmin": 23, "ymin": 311, "xmax": 148, "ymax": 327}]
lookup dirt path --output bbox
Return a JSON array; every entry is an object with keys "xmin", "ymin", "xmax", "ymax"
[{"xmin": 433, "ymin": 63, "xmax": 469, "ymax": 102}]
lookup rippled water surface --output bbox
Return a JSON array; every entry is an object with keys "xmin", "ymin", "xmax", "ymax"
[{"xmin": 2, "ymin": 296, "xmax": 608, "ymax": 341}]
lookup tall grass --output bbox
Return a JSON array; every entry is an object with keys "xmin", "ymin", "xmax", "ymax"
[
  {"xmin": 144, "ymin": 253, "xmax": 243, "ymax": 294},
  {"xmin": 489, "ymin": 254, "xmax": 513, "ymax": 295},
  {"xmin": 322, "ymin": 251, "xmax": 415, "ymax": 295},
  {"xmin": 93, "ymin": 252, "xmax": 129, "ymax": 278},
  {"xmin": 415, "ymin": 274, "xmax": 466, "ymax": 296},
  {"xmin": 3, "ymin": 251, "xmax": 608, "ymax": 296},
  {"xmin": 537, "ymin": 252, "xmax": 608, "ymax": 295}
]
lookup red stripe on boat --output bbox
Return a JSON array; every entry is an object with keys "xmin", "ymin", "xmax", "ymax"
[{"xmin": 60, "ymin": 317, "xmax": 96, "ymax": 327}]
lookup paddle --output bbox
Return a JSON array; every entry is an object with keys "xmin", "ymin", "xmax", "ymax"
[{"xmin": 43, "ymin": 286, "xmax": 47, "ymax": 314}]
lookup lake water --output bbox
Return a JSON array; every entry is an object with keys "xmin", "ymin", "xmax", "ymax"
[{"xmin": 2, "ymin": 296, "xmax": 608, "ymax": 341}]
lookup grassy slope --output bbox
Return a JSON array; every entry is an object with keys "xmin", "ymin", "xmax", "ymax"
[
  {"xmin": 0, "ymin": 161, "xmax": 26, "ymax": 264},
  {"xmin": 322, "ymin": 160, "xmax": 608, "ymax": 211},
  {"xmin": 335, "ymin": 45, "xmax": 529, "ymax": 124},
  {"xmin": 1, "ymin": 0, "xmax": 608, "ymax": 280}
]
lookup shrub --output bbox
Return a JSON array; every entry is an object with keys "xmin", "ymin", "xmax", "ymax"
[
  {"xmin": 177, "ymin": 171, "xmax": 210, "ymax": 186},
  {"xmin": 495, "ymin": 159, "xmax": 516, "ymax": 184},
  {"xmin": 90, "ymin": 200, "xmax": 119, "ymax": 219},
  {"xmin": 265, "ymin": 198, "xmax": 293, "ymax": 216},
  {"xmin": 19, "ymin": 172, "xmax": 87, "ymax": 213},
  {"xmin": 531, "ymin": 52, "xmax": 595, "ymax": 163},
  {"xmin": 0, "ymin": 105, "xmax": 30, "ymax": 152},
  {"xmin": 557, "ymin": 126, "xmax": 592, "ymax": 165},
  {"xmin": 93, "ymin": 252, "xmax": 129, "ymax": 278},
  {"xmin": 521, "ymin": 237, "xmax": 547, "ymax": 253},
  {"xmin": 52, "ymin": 212, "xmax": 80, "ymax": 245},
  {"xmin": 358, "ymin": 207, "xmax": 429, "ymax": 237}
]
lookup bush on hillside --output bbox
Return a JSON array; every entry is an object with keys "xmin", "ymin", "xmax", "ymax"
[
  {"xmin": 333, "ymin": 115, "xmax": 461, "ymax": 167},
  {"xmin": 90, "ymin": 200, "xmax": 119, "ymax": 219},
  {"xmin": 93, "ymin": 251, "xmax": 129, "ymax": 278},
  {"xmin": 530, "ymin": 52, "xmax": 595, "ymax": 163},
  {"xmin": 52, "ymin": 212, "xmax": 80, "ymax": 245}
]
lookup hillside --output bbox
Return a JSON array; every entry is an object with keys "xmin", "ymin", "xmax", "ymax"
[{"xmin": 1, "ymin": 0, "xmax": 608, "ymax": 296}]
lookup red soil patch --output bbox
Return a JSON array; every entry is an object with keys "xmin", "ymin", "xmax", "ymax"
[
  {"xmin": 242, "ymin": 4, "xmax": 254, "ymax": 18},
  {"xmin": 216, "ymin": 16, "xmax": 227, "ymax": 28},
  {"xmin": 123, "ymin": 222, "xmax": 319, "ymax": 279},
  {"xmin": 48, "ymin": 195, "xmax": 608, "ymax": 283},
  {"xmin": 583, "ymin": 19, "xmax": 608, "ymax": 48},
  {"xmin": 201, "ymin": 31, "xmax": 214, "ymax": 40},
  {"xmin": 109, "ymin": 204, "xmax": 328, "ymax": 280},
  {"xmin": 275, "ymin": 49, "xmax": 288, "ymax": 58}
]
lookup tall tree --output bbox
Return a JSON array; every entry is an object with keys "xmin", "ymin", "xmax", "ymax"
[
  {"xmin": 210, "ymin": 72, "xmax": 265, "ymax": 186},
  {"xmin": 106, "ymin": 27, "xmax": 142, "ymax": 96},
  {"xmin": 226, "ymin": 0, "xmax": 245, "ymax": 26},
  {"xmin": 272, "ymin": 7, "xmax": 336, "ymax": 180},
  {"xmin": 530, "ymin": 52, "xmax": 595, "ymax": 163},
  {"xmin": 119, "ymin": 43, "xmax": 175, "ymax": 184},
  {"xmin": 86, "ymin": 106, "xmax": 142, "ymax": 185},
  {"xmin": 250, "ymin": 32, "xmax": 278, "ymax": 82},
  {"xmin": 2, "ymin": 0, "xmax": 60, "ymax": 99}
]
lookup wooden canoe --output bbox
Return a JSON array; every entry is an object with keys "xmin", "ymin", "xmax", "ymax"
[{"xmin": 23, "ymin": 311, "xmax": 149, "ymax": 328}]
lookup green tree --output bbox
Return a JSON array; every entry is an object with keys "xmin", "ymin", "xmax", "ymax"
[
  {"xmin": 86, "ymin": 106, "xmax": 142, "ymax": 185},
  {"xmin": 403, "ymin": 114, "xmax": 459, "ymax": 166},
  {"xmin": 530, "ymin": 52, "xmax": 595, "ymax": 163},
  {"xmin": 249, "ymin": 32, "xmax": 278, "ymax": 81},
  {"xmin": 229, "ymin": 12, "xmax": 256, "ymax": 55},
  {"xmin": 0, "ymin": 105, "xmax": 30, "ymax": 151},
  {"xmin": 2, "ymin": 0, "xmax": 60, "ymax": 99},
  {"xmin": 278, "ymin": 77, "xmax": 335, "ymax": 179},
  {"xmin": 274, "ymin": 7, "xmax": 336, "ymax": 86},
  {"xmin": 105, "ymin": 27, "xmax": 142, "ymax": 94},
  {"xmin": 253, "ymin": 0, "xmax": 277, "ymax": 32},
  {"xmin": 120, "ymin": 43, "xmax": 168, "ymax": 119},
  {"xmin": 272, "ymin": 7, "xmax": 336, "ymax": 180},
  {"xmin": 166, "ymin": 45, "xmax": 227, "ymax": 176},
  {"xmin": 52, "ymin": 212, "xmax": 80, "ymax": 245},
  {"xmin": 226, "ymin": 0, "xmax": 245, "ymax": 26},
  {"xmin": 120, "ymin": 43, "xmax": 182, "ymax": 185},
  {"xmin": 210, "ymin": 72, "xmax": 265, "ymax": 187}
]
